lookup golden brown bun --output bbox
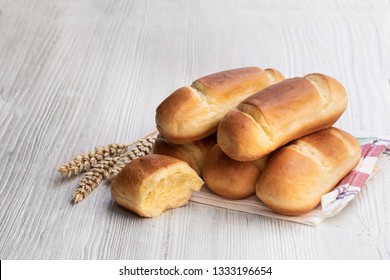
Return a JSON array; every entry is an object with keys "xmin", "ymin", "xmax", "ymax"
[
  {"xmin": 202, "ymin": 144, "xmax": 268, "ymax": 199},
  {"xmin": 256, "ymin": 127, "xmax": 361, "ymax": 216},
  {"xmin": 217, "ymin": 73, "xmax": 348, "ymax": 161},
  {"xmin": 111, "ymin": 154, "xmax": 204, "ymax": 217},
  {"xmin": 156, "ymin": 67, "xmax": 285, "ymax": 144},
  {"xmin": 152, "ymin": 134, "xmax": 217, "ymax": 176}
]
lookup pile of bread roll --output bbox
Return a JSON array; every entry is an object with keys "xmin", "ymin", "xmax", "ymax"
[{"xmin": 111, "ymin": 67, "xmax": 361, "ymax": 217}]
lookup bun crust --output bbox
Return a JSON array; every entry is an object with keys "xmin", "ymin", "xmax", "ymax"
[
  {"xmin": 111, "ymin": 154, "xmax": 204, "ymax": 217},
  {"xmin": 152, "ymin": 134, "xmax": 216, "ymax": 176},
  {"xmin": 156, "ymin": 67, "xmax": 284, "ymax": 144},
  {"xmin": 255, "ymin": 127, "xmax": 361, "ymax": 216},
  {"xmin": 217, "ymin": 73, "xmax": 348, "ymax": 161},
  {"xmin": 203, "ymin": 144, "xmax": 268, "ymax": 199}
]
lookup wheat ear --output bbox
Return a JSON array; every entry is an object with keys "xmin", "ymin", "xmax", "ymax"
[
  {"xmin": 72, "ymin": 136, "xmax": 156, "ymax": 203},
  {"xmin": 58, "ymin": 144, "xmax": 130, "ymax": 177}
]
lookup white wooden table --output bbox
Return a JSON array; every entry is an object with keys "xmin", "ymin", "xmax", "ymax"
[{"xmin": 1, "ymin": 0, "xmax": 389, "ymax": 259}]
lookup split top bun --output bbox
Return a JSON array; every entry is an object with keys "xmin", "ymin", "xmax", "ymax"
[
  {"xmin": 256, "ymin": 127, "xmax": 361, "ymax": 216},
  {"xmin": 217, "ymin": 73, "xmax": 348, "ymax": 161},
  {"xmin": 156, "ymin": 67, "xmax": 284, "ymax": 144}
]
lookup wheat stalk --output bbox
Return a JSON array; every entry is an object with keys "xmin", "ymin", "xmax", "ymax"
[{"xmin": 72, "ymin": 136, "xmax": 156, "ymax": 203}]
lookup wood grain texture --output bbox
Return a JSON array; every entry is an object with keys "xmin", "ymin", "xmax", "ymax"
[{"xmin": 0, "ymin": 0, "xmax": 389, "ymax": 259}]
